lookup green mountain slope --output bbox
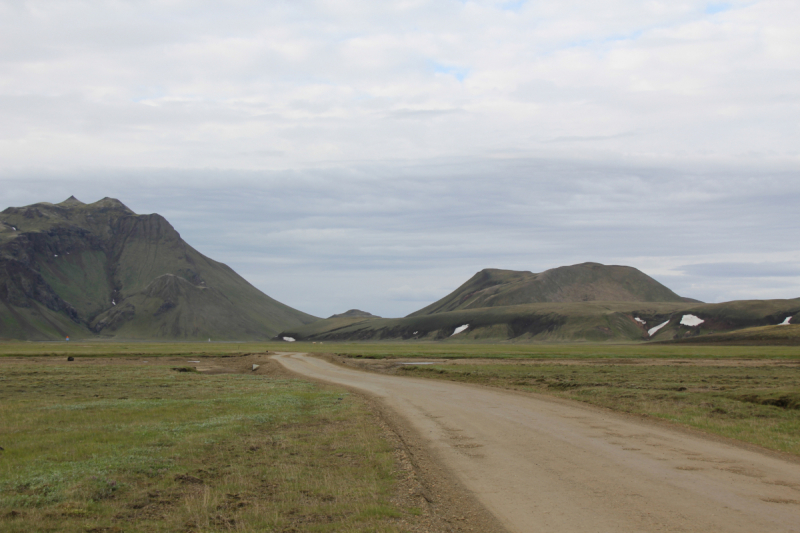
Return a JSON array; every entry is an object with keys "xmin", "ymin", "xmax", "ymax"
[
  {"xmin": 280, "ymin": 301, "xmax": 681, "ymax": 343},
  {"xmin": 665, "ymin": 323, "xmax": 800, "ymax": 345},
  {"xmin": 645, "ymin": 298, "xmax": 800, "ymax": 342},
  {"xmin": 279, "ymin": 298, "xmax": 800, "ymax": 343},
  {"xmin": 0, "ymin": 197, "xmax": 318, "ymax": 340},
  {"xmin": 409, "ymin": 263, "xmax": 693, "ymax": 317},
  {"xmin": 277, "ymin": 264, "xmax": 798, "ymax": 343}
]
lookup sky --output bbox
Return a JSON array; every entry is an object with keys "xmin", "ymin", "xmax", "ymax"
[{"xmin": 1, "ymin": 0, "xmax": 799, "ymax": 318}]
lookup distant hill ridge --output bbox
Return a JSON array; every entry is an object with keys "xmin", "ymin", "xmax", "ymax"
[
  {"xmin": 0, "ymin": 197, "xmax": 317, "ymax": 340},
  {"xmin": 328, "ymin": 309, "xmax": 380, "ymax": 319},
  {"xmin": 409, "ymin": 263, "xmax": 696, "ymax": 317}
]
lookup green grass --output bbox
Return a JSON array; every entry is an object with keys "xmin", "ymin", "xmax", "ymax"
[
  {"xmin": 3, "ymin": 340, "xmax": 799, "ymax": 360},
  {"xmin": 398, "ymin": 361, "xmax": 800, "ymax": 455},
  {"xmin": 0, "ymin": 342, "xmax": 290, "ymax": 358},
  {"xmin": 328, "ymin": 341, "xmax": 800, "ymax": 360},
  {"xmin": 0, "ymin": 360, "xmax": 418, "ymax": 532}
]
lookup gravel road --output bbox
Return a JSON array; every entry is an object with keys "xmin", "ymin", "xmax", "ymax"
[{"xmin": 272, "ymin": 352, "xmax": 800, "ymax": 533}]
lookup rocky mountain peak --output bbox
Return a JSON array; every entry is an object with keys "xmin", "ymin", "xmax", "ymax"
[{"xmin": 58, "ymin": 196, "xmax": 85, "ymax": 207}]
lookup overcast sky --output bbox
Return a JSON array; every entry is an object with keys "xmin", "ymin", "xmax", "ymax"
[{"xmin": 2, "ymin": 0, "xmax": 799, "ymax": 317}]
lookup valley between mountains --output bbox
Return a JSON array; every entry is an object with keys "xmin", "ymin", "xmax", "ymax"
[
  {"xmin": 1, "ymin": 196, "xmax": 799, "ymax": 533},
  {"xmin": 2, "ymin": 196, "xmax": 798, "ymax": 343}
]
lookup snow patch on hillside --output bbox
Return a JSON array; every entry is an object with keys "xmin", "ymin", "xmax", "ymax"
[
  {"xmin": 780, "ymin": 316, "xmax": 792, "ymax": 325},
  {"xmin": 451, "ymin": 324, "xmax": 469, "ymax": 336},
  {"xmin": 634, "ymin": 317, "xmax": 646, "ymax": 324},
  {"xmin": 680, "ymin": 314, "xmax": 704, "ymax": 326},
  {"xmin": 283, "ymin": 337, "xmax": 296, "ymax": 342},
  {"xmin": 648, "ymin": 320, "xmax": 669, "ymax": 336}
]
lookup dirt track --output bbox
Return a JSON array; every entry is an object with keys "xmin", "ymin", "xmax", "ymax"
[{"xmin": 273, "ymin": 352, "xmax": 800, "ymax": 533}]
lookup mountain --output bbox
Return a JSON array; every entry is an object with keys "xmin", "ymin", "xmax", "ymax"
[
  {"xmin": 328, "ymin": 309, "xmax": 381, "ymax": 319},
  {"xmin": 277, "ymin": 264, "xmax": 798, "ymax": 343},
  {"xmin": 0, "ymin": 197, "xmax": 318, "ymax": 340},
  {"xmin": 279, "ymin": 298, "xmax": 800, "ymax": 343},
  {"xmin": 664, "ymin": 323, "xmax": 800, "ymax": 345},
  {"xmin": 408, "ymin": 263, "xmax": 695, "ymax": 317}
]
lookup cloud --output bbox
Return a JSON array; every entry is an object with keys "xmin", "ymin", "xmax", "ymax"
[
  {"xmin": 389, "ymin": 108, "xmax": 467, "ymax": 119},
  {"xmin": 3, "ymin": 156, "xmax": 799, "ymax": 316},
  {"xmin": 1, "ymin": 1, "xmax": 799, "ymax": 315},
  {"xmin": 680, "ymin": 262, "xmax": 799, "ymax": 278},
  {"xmin": 0, "ymin": 1, "xmax": 798, "ymax": 170}
]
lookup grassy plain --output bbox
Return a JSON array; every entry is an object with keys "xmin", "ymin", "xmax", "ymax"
[
  {"xmin": 0, "ymin": 354, "xmax": 424, "ymax": 533},
  {"xmin": 2, "ymin": 340, "xmax": 799, "ymax": 531},
  {"xmin": 0, "ymin": 341, "xmax": 283, "ymax": 358},
  {"xmin": 328, "ymin": 341, "xmax": 800, "ymax": 360},
  {"xmin": 2, "ymin": 337, "xmax": 799, "ymax": 360}
]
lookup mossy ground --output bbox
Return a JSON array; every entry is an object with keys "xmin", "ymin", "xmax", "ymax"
[
  {"xmin": 2, "ymin": 340, "xmax": 799, "ymax": 531},
  {"xmin": 3, "ymin": 340, "xmax": 798, "ymax": 361},
  {"xmin": 330, "ymin": 341, "xmax": 800, "ymax": 360},
  {"xmin": 0, "ymin": 360, "xmax": 418, "ymax": 532}
]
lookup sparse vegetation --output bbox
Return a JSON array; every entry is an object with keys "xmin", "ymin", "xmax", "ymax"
[
  {"xmin": 330, "ymin": 341, "xmax": 800, "ymax": 360},
  {"xmin": 5, "ymin": 339, "xmax": 799, "ymax": 361},
  {"xmin": 2, "ymin": 340, "xmax": 799, "ymax": 531},
  {"xmin": 0, "ymin": 358, "xmax": 421, "ymax": 532},
  {"xmin": 0, "ymin": 341, "xmax": 284, "ymax": 358}
]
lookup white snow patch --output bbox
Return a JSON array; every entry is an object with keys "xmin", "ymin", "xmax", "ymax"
[
  {"xmin": 648, "ymin": 320, "xmax": 670, "ymax": 336},
  {"xmin": 11, "ymin": 227, "xmax": 16, "ymax": 231},
  {"xmin": 400, "ymin": 362, "xmax": 435, "ymax": 365},
  {"xmin": 54, "ymin": 254, "xmax": 58, "ymax": 257},
  {"xmin": 779, "ymin": 316, "xmax": 792, "ymax": 325},
  {"xmin": 283, "ymin": 337, "xmax": 296, "ymax": 342},
  {"xmin": 112, "ymin": 300, "xmax": 116, "ymax": 306},
  {"xmin": 413, "ymin": 331, "xmax": 418, "ymax": 335},
  {"xmin": 188, "ymin": 361, "xmax": 200, "ymax": 363},
  {"xmin": 680, "ymin": 314, "xmax": 704, "ymax": 327},
  {"xmin": 634, "ymin": 317, "xmax": 646, "ymax": 325},
  {"xmin": 451, "ymin": 324, "xmax": 469, "ymax": 336},
  {"xmin": 252, "ymin": 364, "xmax": 260, "ymax": 371}
]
